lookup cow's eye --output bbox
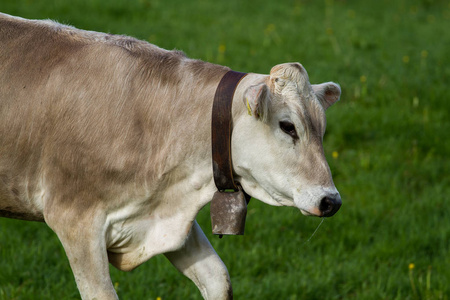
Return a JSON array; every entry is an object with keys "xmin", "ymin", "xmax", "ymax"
[{"xmin": 279, "ymin": 121, "xmax": 298, "ymax": 139}]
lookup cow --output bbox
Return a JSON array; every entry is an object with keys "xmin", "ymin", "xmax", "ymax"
[{"xmin": 0, "ymin": 12, "xmax": 342, "ymax": 300}]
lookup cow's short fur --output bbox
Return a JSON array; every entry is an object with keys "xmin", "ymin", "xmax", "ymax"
[{"xmin": 0, "ymin": 13, "xmax": 341, "ymax": 300}]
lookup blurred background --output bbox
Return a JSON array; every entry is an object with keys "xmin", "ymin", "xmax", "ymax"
[{"xmin": 0, "ymin": 0, "xmax": 449, "ymax": 299}]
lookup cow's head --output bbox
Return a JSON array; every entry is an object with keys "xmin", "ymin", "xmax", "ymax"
[{"xmin": 232, "ymin": 63, "xmax": 341, "ymax": 217}]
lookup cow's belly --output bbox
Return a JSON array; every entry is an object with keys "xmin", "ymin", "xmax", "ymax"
[
  {"xmin": 0, "ymin": 178, "xmax": 45, "ymax": 222},
  {"xmin": 0, "ymin": 205, "xmax": 44, "ymax": 221},
  {"xmin": 0, "ymin": 206, "xmax": 44, "ymax": 222}
]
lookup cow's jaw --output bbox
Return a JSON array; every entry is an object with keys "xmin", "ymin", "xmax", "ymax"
[{"xmin": 232, "ymin": 142, "xmax": 341, "ymax": 217}]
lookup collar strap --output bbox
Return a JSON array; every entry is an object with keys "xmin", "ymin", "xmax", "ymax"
[{"xmin": 211, "ymin": 70, "xmax": 248, "ymax": 191}]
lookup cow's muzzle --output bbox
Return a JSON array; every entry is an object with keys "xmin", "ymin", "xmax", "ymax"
[{"xmin": 319, "ymin": 195, "xmax": 342, "ymax": 217}]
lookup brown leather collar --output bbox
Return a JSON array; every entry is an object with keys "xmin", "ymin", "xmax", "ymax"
[{"xmin": 211, "ymin": 70, "xmax": 247, "ymax": 192}]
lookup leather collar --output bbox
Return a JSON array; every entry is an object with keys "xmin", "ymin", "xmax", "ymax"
[{"xmin": 211, "ymin": 70, "xmax": 247, "ymax": 192}]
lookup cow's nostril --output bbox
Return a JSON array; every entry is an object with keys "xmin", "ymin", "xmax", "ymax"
[{"xmin": 319, "ymin": 196, "xmax": 342, "ymax": 217}]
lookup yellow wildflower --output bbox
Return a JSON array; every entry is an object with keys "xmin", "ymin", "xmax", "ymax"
[{"xmin": 332, "ymin": 151, "xmax": 339, "ymax": 159}]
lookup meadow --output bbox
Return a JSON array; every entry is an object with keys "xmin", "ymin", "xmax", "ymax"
[{"xmin": 0, "ymin": 0, "xmax": 449, "ymax": 299}]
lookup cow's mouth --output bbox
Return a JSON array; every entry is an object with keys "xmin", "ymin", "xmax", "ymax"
[{"xmin": 299, "ymin": 195, "xmax": 342, "ymax": 217}]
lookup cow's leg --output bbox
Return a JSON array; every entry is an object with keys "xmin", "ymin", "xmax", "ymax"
[
  {"xmin": 45, "ymin": 205, "xmax": 118, "ymax": 300},
  {"xmin": 165, "ymin": 220, "xmax": 232, "ymax": 300}
]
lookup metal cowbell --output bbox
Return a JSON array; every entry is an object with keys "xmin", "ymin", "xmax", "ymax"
[{"xmin": 210, "ymin": 190, "xmax": 247, "ymax": 236}]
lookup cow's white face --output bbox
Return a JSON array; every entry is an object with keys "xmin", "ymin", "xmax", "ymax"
[{"xmin": 232, "ymin": 63, "xmax": 341, "ymax": 217}]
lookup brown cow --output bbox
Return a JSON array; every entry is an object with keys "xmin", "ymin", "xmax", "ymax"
[{"xmin": 0, "ymin": 13, "xmax": 341, "ymax": 299}]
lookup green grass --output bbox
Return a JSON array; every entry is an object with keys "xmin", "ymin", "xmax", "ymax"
[{"xmin": 1, "ymin": 0, "xmax": 449, "ymax": 299}]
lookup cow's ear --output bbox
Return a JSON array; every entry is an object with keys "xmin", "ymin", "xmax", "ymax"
[
  {"xmin": 243, "ymin": 83, "xmax": 270, "ymax": 121},
  {"xmin": 312, "ymin": 82, "xmax": 341, "ymax": 110}
]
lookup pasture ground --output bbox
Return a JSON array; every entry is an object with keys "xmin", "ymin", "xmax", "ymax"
[{"xmin": 0, "ymin": 0, "xmax": 449, "ymax": 299}]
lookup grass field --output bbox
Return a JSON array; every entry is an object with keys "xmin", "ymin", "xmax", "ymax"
[{"xmin": 1, "ymin": 0, "xmax": 449, "ymax": 299}]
